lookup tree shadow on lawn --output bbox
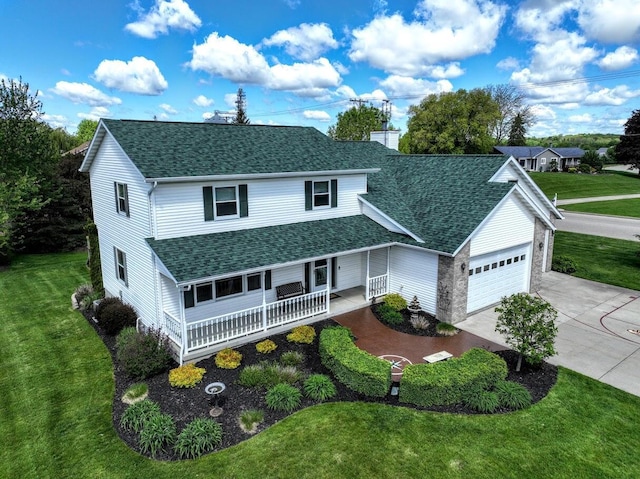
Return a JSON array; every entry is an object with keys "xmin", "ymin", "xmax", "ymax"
[{"xmin": 84, "ymin": 313, "xmax": 557, "ymax": 461}]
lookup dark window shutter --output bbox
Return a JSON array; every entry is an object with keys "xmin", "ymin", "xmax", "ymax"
[
  {"xmin": 304, "ymin": 262, "xmax": 310, "ymax": 293},
  {"xmin": 122, "ymin": 252, "xmax": 128, "ymax": 286},
  {"xmin": 114, "ymin": 183, "xmax": 119, "ymax": 212},
  {"xmin": 331, "ymin": 257, "xmax": 337, "ymax": 288},
  {"xmin": 184, "ymin": 288, "xmax": 194, "ymax": 308},
  {"xmin": 330, "ymin": 179, "xmax": 338, "ymax": 208},
  {"xmin": 113, "ymin": 246, "xmax": 118, "ymax": 279},
  {"xmin": 203, "ymin": 186, "xmax": 214, "ymax": 221},
  {"xmin": 239, "ymin": 184, "xmax": 248, "ymax": 217},
  {"xmin": 305, "ymin": 181, "xmax": 312, "ymax": 211},
  {"xmin": 123, "ymin": 184, "xmax": 130, "ymax": 217},
  {"xmin": 265, "ymin": 270, "xmax": 272, "ymax": 290}
]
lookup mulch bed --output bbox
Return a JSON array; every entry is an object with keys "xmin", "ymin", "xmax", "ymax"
[{"xmin": 84, "ymin": 311, "xmax": 557, "ymax": 462}]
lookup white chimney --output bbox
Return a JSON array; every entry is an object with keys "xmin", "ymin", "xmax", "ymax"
[{"xmin": 370, "ymin": 130, "xmax": 399, "ymax": 151}]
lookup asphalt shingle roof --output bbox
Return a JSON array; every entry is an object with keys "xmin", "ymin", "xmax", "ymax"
[
  {"xmin": 146, "ymin": 215, "xmax": 410, "ymax": 283},
  {"xmin": 494, "ymin": 145, "xmax": 584, "ymax": 158}
]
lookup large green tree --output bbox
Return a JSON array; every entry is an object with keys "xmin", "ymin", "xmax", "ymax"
[
  {"xmin": 406, "ymin": 89, "xmax": 500, "ymax": 154},
  {"xmin": 327, "ymin": 104, "xmax": 387, "ymax": 141},
  {"xmin": 486, "ymin": 84, "xmax": 534, "ymax": 144},
  {"xmin": 75, "ymin": 119, "xmax": 98, "ymax": 143},
  {"xmin": 615, "ymin": 109, "xmax": 640, "ymax": 174}
]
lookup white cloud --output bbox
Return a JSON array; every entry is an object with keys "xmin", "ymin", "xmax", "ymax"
[
  {"xmin": 159, "ymin": 103, "xmax": 177, "ymax": 114},
  {"xmin": 584, "ymin": 85, "xmax": 640, "ymax": 106},
  {"xmin": 188, "ymin": 33, "xmax": 342, "ymax": 97},
  {"xmin": 94, "ymin": 56, "xmax": 168, "ymax": 95},
  {"xmin": 78, "ymin": 106, "xmax": 112, "ymax": 121},
  {"xmin": 597, "ymin": 46, "xmax": 639, "ymax": 71},
  {"xmin": 557, "ymin": 103, "xmax": 580, "ymax": 110},
  {"xmin": 577, "ymin": 0, "xmax": 640, "ymax": 44},
  {"xmin": 529, "ymin": 104, "xmax": 556, "ymax": 120},
  {"xmin": 496, "ymin": 56, "xmax": 520, "ymax": 71},
  {"xmin": 41, "ymin": 113, "xmax": 68, "ymax": 129},
  {"xmin": 379, "ymin": 75, "xmax": 453, "ymax": 98},
  {"xmin": 568, "ymin": 113, "xmax": 592, "ymax": 123},
  {"xmin": 125, "ymin": 0, "xmax": 201, "ymax": 39},
  {"xmin": 335, "ymin": 85, "xmax": 357, "ymax": 99},
  {"xmin": 262, "ymin": 23, "xmax": 339, "ymax": 61},
  {"xmin": 224, "ymin": 93, "xmax": 237, "ymax": 108},
  {"xmin": 303, "ymin": 110, "xmax": 331, "ymax": 121},
  {"xmin": 348, "ymin": 0, "xmax": 507, "ymax": 76},
  {"xmin": 193, "ymin": 94, "xmax": 213, "ymax": 107},
  {"xmin": 51, "ymin": 81, "xmax": 122, "ymax": 106}
]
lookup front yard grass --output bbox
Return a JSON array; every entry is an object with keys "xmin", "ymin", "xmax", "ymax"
[
  {"xmin": 2, "ymin": 252, "xmax": 640, "ymax": 478},
  {"xmin": 562, "ymin": 198, "xmax": 640, "ymax": 218},
  {"xmin": 553, "ymin": 231, "xmax": 640, "ymax": 291},
  {"xmin": 530, "ymin": 170, "xmax": 640, "ymax": 200}
]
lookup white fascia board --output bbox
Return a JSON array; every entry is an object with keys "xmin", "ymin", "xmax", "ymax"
[
  {"xmin": 150, "ymin": 248, "xmax": 178, "ymax": 284},
  {"xmin": 490, "ymin": 157, "xmax": 563, "ymax": 219},
  {"xmin": 358, "ymin": 196, "xmax": 424, "ymax": 243},
  {"xmin": 145, "ymin": 168, "xmax": 380, "ymax": 184},
  {"xmin": 79, "ymin": 120, "xmax": 108, "ymax": 172}
]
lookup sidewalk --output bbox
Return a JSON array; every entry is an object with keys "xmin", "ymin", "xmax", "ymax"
[{"xmin": 556, "ymin": 193, "xmax": 640, "ymax": 205}]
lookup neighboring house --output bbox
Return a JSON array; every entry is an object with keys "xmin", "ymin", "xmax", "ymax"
[
  {"xmin": 80, "ymin": 120, "xmax": 562, "ymax": 363},
  {"xmin": 62, "ymin": 140, "xmax": 91, "ymax": 157},
  {"xmin": 494, "ymin": 146, "xmax": 584, "ymax": 171}
]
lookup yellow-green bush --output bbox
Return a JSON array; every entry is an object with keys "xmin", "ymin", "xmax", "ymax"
[
  {"xmin": 256, "ymin": 339, "xmax": 277, "ymax": 354},
  {"xmin": 215, "ymin": 348, "xmax": 243, "ymax": 369},
  {"xmin": 383, "ymin": 293, "xmax": 407, "ymax": 311},
  {"xmin": 286, "ymin": 325, "xmax": 316, "ymax": 344},
  {"xmin": 168, "ymin": 363, "xmax": 206, "ymax": 388}
]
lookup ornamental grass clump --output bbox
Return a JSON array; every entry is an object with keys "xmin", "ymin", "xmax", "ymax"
[
  {"xmin": 238, "ymin": 361, "xmax": 302, "ymax": 389},
  {"xmin": 495, "ymin": 380, "xmax": 532, "ymax": 409},
  {"xmin": 265, "ymin": 383, "xmax": 302, "ymax": 413},
  {"xmin": 464, "ymin": 389, "xmax": 500, "ymax": 414},
  {"xmin": 168, "ymin": 363, "xmax": 206, "ymax": 388},
  {"xmin": 238, "ymin": 409, "xmax": 264, "ymax": 434},
  {"xmin": 286, "ymin": 325, "xmax": 316, "ymax": 344},
  {"xmin": 139, "ymin": 412, "xmax": 176, "ymax": 458},
  {"xmin": 174, "ymin": 418, "xmax": 223, "ymax": 459},
  {"xmin": 215, "ymin": 348, "xmax": 242, "ymax": 369},
  {"xmin": 280, "ymin": 350, "xmax": 305, "ymax": 367},
  {"xmin": 436, "ymin": 322, "xmax": 458, "ymax": 336},
  {"xmin": 120, "ymin": 399, "xmax": 161, "ymax": 433},
  {"xmin": 256, "ymin": 339, "xmax": 277, "ymax": 354},
  {"xmin": 303, "ymin": 374, "xmax": 337, "ymax": 401},
  {"xmin": 122, "ymin": 382, "xmax": 148, "ymax": 404}
]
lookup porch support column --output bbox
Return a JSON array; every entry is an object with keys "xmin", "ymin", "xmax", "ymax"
[
  {"xmin": 261, "ymin": 270, "xmax": 267, "ymax": 331},
  {"xmin": 436, "ymin": 242, "xmax": 470, "ymax": 324},
  {"xmin": 366, "ymin": 250, "xmax": 371, "ymax": 299},
  {"xmin": 326, "ymin": 259, "xmax": 331, "ymax": 314},
  {"xmin": 178, "ymin": 285, "xmax": 188, "ymax": 365},
  {"xmin": 386, "ymin": 246, "xmax": 390, "ymax": 295}
]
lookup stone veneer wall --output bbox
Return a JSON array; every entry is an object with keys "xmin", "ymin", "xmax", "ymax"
[
  {"xmin": 436, "ymin": 242, "xmax": 470, "ymax": 324},
  {"xmin": 546, "ymin": 215, "xmax": 556, "ymax": 272},
  {"xmin": 530, "ymin": 217, "xmax": 546, "ymax": 292}
]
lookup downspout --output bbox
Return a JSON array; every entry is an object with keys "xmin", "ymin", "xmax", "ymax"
[
  {"xmin": 147, "ymin": 181, "xmax": 158, "ymax": 238},
  {"xmin": 178, "ymin": 284, "xmax": 190, "ymax": 365}
]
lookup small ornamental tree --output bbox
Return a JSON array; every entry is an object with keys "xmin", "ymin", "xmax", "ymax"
[{"xmin": 494, "ymin": 293, "xmax": 558, "ymax": 372}]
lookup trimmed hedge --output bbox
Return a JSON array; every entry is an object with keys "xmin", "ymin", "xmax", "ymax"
[
  {"xmin": 319, "ymin": 326, "xmax": 392, "ymax": 398},
  {"xmin": 399, "ymin": 348, "xmax": 508, "ymax": 407}
]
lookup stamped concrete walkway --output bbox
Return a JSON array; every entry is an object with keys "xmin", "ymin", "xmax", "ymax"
[{"xmin": 333, "ymin": 308, "xmax": 502, "ymax": 377}]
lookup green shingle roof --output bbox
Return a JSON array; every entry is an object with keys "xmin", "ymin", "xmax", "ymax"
[
  {"xmin": 100, "ymin": 119, "xmax": 376, "ymax": 178},
  {"xmin": 146, "ymin": 215, "xmax": 409, "ymax": 283}
]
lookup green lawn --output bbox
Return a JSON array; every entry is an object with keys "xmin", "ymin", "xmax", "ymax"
[
  {"xmin": 562, "ymin": 198, "xmax": 640, "ymax": 218},
  {"xmin": 530, "ymin": 170, "xmax": 640, "ymax": 200},
  {"xmin": 553, "ymin": 231, "xmax": 640, "ymax": 291},
  {"xmin": 2, "ymin": 253, "xmax": 640, "ymax": 478}
]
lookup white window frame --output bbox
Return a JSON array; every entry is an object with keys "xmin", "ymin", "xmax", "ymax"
[
  {"xmin": 312, "ymin": 181, "xmax": 331, "ymax": 209},
  {"xmin": 116, "ymin": 182, "xmax": 129, "ymax": 216},
  {"xmin": 214, "ymin": 186, "xmax": 239, "ymax": 220},
  {"xmin": 215, "ymin": 275, "xmax": 244, "ymax": 299},
  {"xmin": 540, "ymin": 158, "xmax": 547, "ymax": 165},
  {"xmin": 115, "ymin": 248, "xmax": 128, "ymax": 285}
]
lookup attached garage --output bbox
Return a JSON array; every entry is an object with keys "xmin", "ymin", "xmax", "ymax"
[{"xmin": 467, "ymin": 243, "xmax": 531, "ymax": 313}]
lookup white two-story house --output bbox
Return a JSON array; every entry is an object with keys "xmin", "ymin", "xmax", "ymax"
[{"xmin": 80, "ymin": 120, "xmax": 562, "ymax": 363}]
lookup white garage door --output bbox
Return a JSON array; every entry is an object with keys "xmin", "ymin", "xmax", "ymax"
[{"xmin": 467, "ymin": 243, "xmax": 531, "ymax": 313}]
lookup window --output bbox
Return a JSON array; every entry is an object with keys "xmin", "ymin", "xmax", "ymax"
[
  {"xmin": 114, "ymin": 248, "xmax": 128, "ymax": 285},
  {"xmin": 247, "ymin": 273, "xmax": 261, "ymax": 291},
  {"xmin": 540, "ymin": 158, "xmax": 547, "ymax": 165},
  {"xmin": 203, "ymin": 184, "xmax": 248, "ymax": 221},
  {"xmin": 196, "ymin": 283, "xmax": 213, "ymax": 302},
  {"xmin": 314, "ymin": 259, "xmax": 328, "ymax": 286},
  {"xmin": 114, "ymin": 182, "xmax": 129, "ymax": 216},
  {"xmin": 215, "ymin": 276, "xmax": 243, "ymax": 298},
  {"xmin": 305, "ymin": 179, "xmax": 338, "ymax": 210}
]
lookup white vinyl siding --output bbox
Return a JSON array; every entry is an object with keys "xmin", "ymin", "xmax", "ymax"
[
  {"xmin": 335, "ymin": 253, "xmax": 363, "ymax": 291},
  {"xmin": 389, "ymin": 246, "xmax": 438, "ymax": 314},
  {"xmin": 470, "ymin": 195, "xmax": 534, "ymax": 257},
  {"xmin": 89, "ymin": 134, "xmax": 156, "ymax": 326},
  {"xmin": 153, "ymin": 174, "xmax": 367, "ymax": 240},
  {"xmin": 160, "ymin": 274, "xmax": 180, "ymax": 318}
]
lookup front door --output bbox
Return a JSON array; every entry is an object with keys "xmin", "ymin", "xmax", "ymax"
[{"xmin": 312, "ymin": 259, "xmax": 328, "ymax": 292}]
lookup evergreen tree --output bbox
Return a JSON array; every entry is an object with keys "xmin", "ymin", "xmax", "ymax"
[
  {"xmin": 615, "ymin": 109, "xmax": 640, "ymax": 174},
  {"xmin": 233, "ymin": 88, "xmax": 250, "ymax": 125},
  {"xmin": 507, "ymin": 112, "xmax": 527, "ymax": 146}
]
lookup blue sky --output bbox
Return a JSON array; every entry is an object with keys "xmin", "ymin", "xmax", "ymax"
[{"xmin": 1, "ymin": 0, "xmax": 639, "ymax": 138}]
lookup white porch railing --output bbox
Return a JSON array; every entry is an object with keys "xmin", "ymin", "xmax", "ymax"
[
  {"xmin": 182, "ymin": 290, "xmax": 328, "ymax": 354},
  {"xmin": 163, "ymin": 311, "xmax": 182, "ymax": 344},
  {"xmin": 368, "ymin": 274, "xmax": 388, "ymax": 299}
]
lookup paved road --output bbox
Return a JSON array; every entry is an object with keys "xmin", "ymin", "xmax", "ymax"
[
  {"xmin": 557, "ymin": 193, "xmax": 640, "ymax": 205},
  {"xmin": 557, "ymin": 211, "xmax": 640, "ymax": 241}
]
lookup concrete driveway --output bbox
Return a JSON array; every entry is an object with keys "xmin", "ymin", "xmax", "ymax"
[{"xmin": 457, "ymin": 271, "xmax": 640, "ymax": 397}]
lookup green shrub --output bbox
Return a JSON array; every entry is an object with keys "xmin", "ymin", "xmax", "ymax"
[
  {"xmin": 74, "ymin": 283, "xmax": 93, "ymax": 308},
  {"xmin": 378, "ymin": 303, "xmax": 404, "ymax": 325},
  {"xmin": 238, "ymin": 361, "xmax": 301, "ymax": 389},
  {"xmin": 116, "ymin": 328, "xmax": 173, "ymax": 380},
  {"xmin": 139, "ymin": 412, "xmax": 176, "ymax": 458},
  {"xmin": 303, "ymin": 374, "xmax": 337, "ymax": 401},
  {"xmin": 265, "ymin": 384, "xmax": 302, "ymax": 412},
  {"xmin": 399, "ymin": 348, "xmax": 507, "ymax": 407},
  {"xmin": 256, "ymin": 339, "xmax": 277, "ymax": 354},
  {"xmin": 436, "ymin": 322, "xmax": 457, "ymax": 336},
  {"xmin": 174, "ymin": 418, "xmax": 223, "ymax": 459},
  {"xmin": 120, "ymin": 399, "xmax": 161, "ymax": 433},
  {"xmin": 552, "ymin": 255, "xmax": 577, "ymax": 274},
  {"xmin": 465, "ymin": 390, "xmax": 500, "ymax": 413},
  {"xmin": 280, "ymin": 350, "xmax": 305, "ymax": 367},
  {"xmin": 95, "ymin": 297, "xmax": 137, "ymax": 336},
  {"xmin": 578, "ymin": 163, "xmax": 592, "ymax": 174},
  {"xmin": 319, "ymin": 326, "xmax": 392, "ymax": 398},
  {"xmin": 286, "ymin": 325, "xmax": 316, "ymax": 344},
  {"xmin": 122, "ymin": 382, "xmax": 148, "ymax": 404},
  {"xmin": 495, "ymin": 380, "xmax": 532, "ymax": 409},
  {"xmin": 168, "ymin": 363, "xmax": 206, "ymax": 388},
  {"xmin": 215, "ymin": 348, "xmax": 242, "ymax": 369},
  {"xmin": 383, "ymin": 293, "xmax": 407, "ymax": 311},
  {"xmin": 239, "ymin": 409, "xmax": 264, "ymax": 434},
  {"xmin": 568, "ymin": 167, "xmax": 577, "ymax": 173}
]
